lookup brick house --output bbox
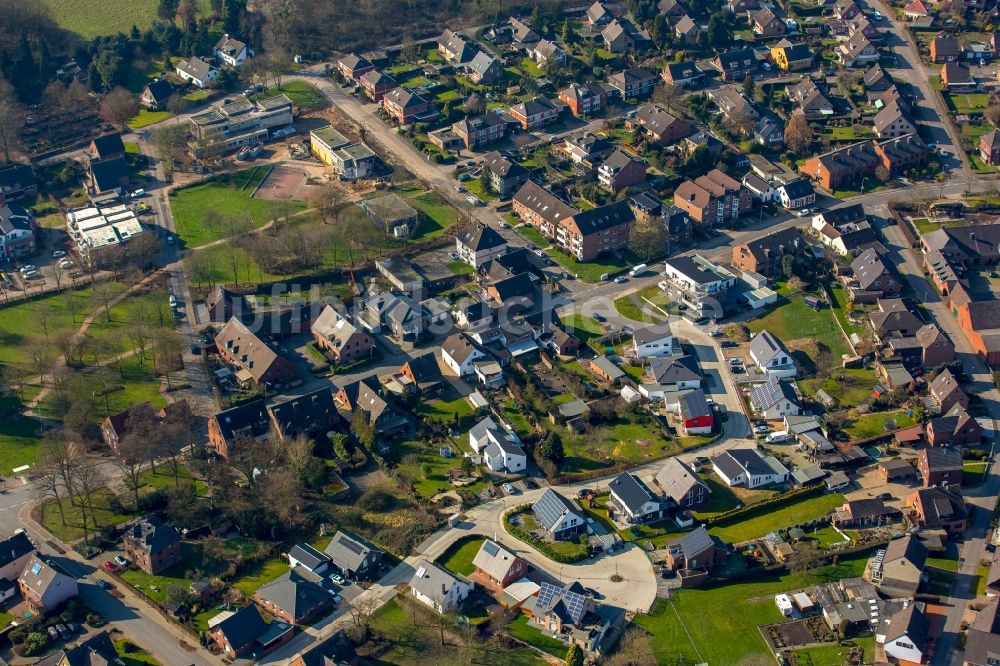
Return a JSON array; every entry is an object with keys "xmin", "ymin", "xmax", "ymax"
[
  {"xmin": 124, "ymin": 517, "xmax": 182, "ymax": 574},
  {"xmin": 597, "ymin": 150, "xmax": 647, "ymax": 191},
  {"xmin": 875, "ymin": 134, "xmax": 928, "ymax": 178},
  {"xmin": 674, "ymin": 169, "xmax": 749, "ymax": 228},
  {"xmin": 559, "ymin": 82, "xmax": 608, "ymax": 117},
  {"xmin": 359, "ymin": 70, "xmax": 397, "ymax": 102},
  {"xmin": 713, "ymin": 47, "xmax": 756, "ymax": 82},
  {"xmin": 253, "ymin": 568, "xmax": 332, "ymax": 625},
  {"xmin": 798, "ymin": 141, "xmax": 879, "ymax": 190},
  {"xmin": 381, "ymin": 87, "xmax": 436, "ymax": 124},
  {"xmin": 906, "ymin": 487, "xmax": 968, "ymax": 538},
  {"xmin": 927, "ymin": 404, "xmax": 982, "ymax": 447},
  {"xmin": 732, "ymin": 227, "xmax": 803, "ymax": 276},
  {"xmin": 980, "ymin": 130, "xmax": 1000, "ymax": 166},
  {"xmin": 508, "ymin": 97, "xmax": 562, "ymax": 129},
  {"xmin": 664, "ymin": 526, "xmax": 725, "ymax": 571},
  {"xmin": 208, "ymin": 605, "xmax": 293, "ymax": 658},
  {"xmin": 471, "ymin": 540, "xmax": 527, "ymax": 596},
  {"xmin": 337, "ymin": 54, "xmax": 375, "ymax": 80},
  {"xmin": 930, "ymin": 36, "xmax": 962, "ymax": 63},
  {"xmin": 215, "ymin": 317, "xmax": 300, "ymax": 389},
  {"xmin": 207, "ymin": 398, "xmax": 270, "ymax": 459},
  {"xmin": 917, "ymin": 447, "xmax": 963, "ymax": 487},
  {"xmin": 629, "ymin": 104, "xmax": 691, "ymax": 145},
  {"xmin": 311, "ymin": 305, "xmax": 376, "ymax": 365}
]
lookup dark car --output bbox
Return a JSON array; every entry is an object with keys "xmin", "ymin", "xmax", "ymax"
[
  {"xmin": 522, "ymin": 479, "xmax": 537, "ymax": 489},
  {"xmin": 592, "ymin": 313, "xmax": 607, "ymax": 323},
  {"xmin": 578, "ymin": 488, "xmax": 593, "ymax": 498},
  {"xmin": 720, "ymin": 340, "xmax": 737, "ymax": 348},
  {"xmin": 191, "ymin": 345, "xmax": 201, "ymax": 355},
  {"xmin": 56, "ymin": 624, "xmax": 71, "ymax": 640},
  {"xmin": 987, "ymin": 543, "xmax": 997, "ymax": 554},
  {"xmin": 96, "ymin": 580, "xmax": 113, "ymax": 590}
]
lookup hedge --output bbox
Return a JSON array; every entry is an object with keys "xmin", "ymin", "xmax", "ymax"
[
  {"xmin": 503, "ymin": 504, "xmax": 589, "ymax": 564},
  {"xmin": 704, "ymin": 483, "xmax": 827, "ymax": 527}
]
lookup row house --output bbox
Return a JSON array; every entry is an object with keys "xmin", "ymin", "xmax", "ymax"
[
  {"xmin": 381, "ymin": 87, "xmax": 437, "ymax": 124},
  {"xmin": 608, "ymin": 68, "xmax": 657, "ymax": 99},
  {"xmin": 981, "ymin": 129, "xmax": 1000, "ymax": 166},
  {"xmin": 714, "ymin": 46, "xmax": 757, "ymax": 82},
  {"xmin": 452, "ymin": 114, "xmax": 513, "ymax": 149},
  {"xmin": 875, "ymin": 134, "xmax": 929, "ymax": 178},
  {"xmin": 661, "ymin": 61, "xmax": 704, "ymax": 87},
  {"xmin": 798, "ymin": 140, "xmax": 880, "ymax": 190},
  {"xmin": 360, "ymin": 70, "xmax": 397, "ymax": 102},
  {"xmin": 508, "ymin": 97, "xmax": 562, "ymax": 130},
  {"xmin": 337, "ymin": 53, "xmax": 375, "ymax": 80},
  {"xmin": 750, "ymin": 6, "xmax": 786, "ymax": 37},
  {"xmin": 873, "ymin": 102, "xmax": 916, "ymax": 139}
]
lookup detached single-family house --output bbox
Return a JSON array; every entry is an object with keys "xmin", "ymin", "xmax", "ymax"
[
  {"xmin": 531, "ymin": 581, "xmax": 613, "ymax": 653},
  {"xmin": 472, "ymin": 539, "xmax": 528, "ymax": 595},
  {"xmin": 123, "ymin": 517, "xmax": 182, "ymax": 574},
  {"xmin": 0, "ymin": 532, "xmax": 34, "ymax": 584},
  {"xmin": 176, "ymin": 57, "xmax": 218, "ymax": 88},
  {"xmin": 748, "ymin": 330, "xmax": 797, "ymax": 378},
  {"xmin": 337, "ymin": 53, "xmax": 375, "ymax": 80},
  {"xmin": 655, "ymin": 457, "xmax": 709, "ymax": 509},
  {"xmin": 287, "ymin": 543, "xmax": 331, "ymax": 575},
  {"xmin": 18, "ymin": 557, "xmax": 78, "ymax": 613},
  {"xmin": 139, "ymin": 79, "xmax": 173, "ymax": 110},
  {"xmin": 712, "ymin": 448, "xmax": 789, "ymax": 488},
  {"xmin": 323, "ymin": 531, "xmax": 384, "ymax": 580},
  {"xmin": 665, "ymin": 526, "xmax": 725, "ymax": 571},
  {"xmin": 906, "ymin": 487, "xmax": 968, "ymax": 537},
  {"xmin": 869, "ymin": 535, "xmax": 927, "ymax": 599},
  {"xmin": 457, "ymin": 224, "xmax": 506, "ymax": 267},
  {"xmin": 670, "ymin": 389, "xmax": 714, "ymax": 435},
  {"xmin": 409, "ymin": 560, "xmax": 473, "ymax": 614},
  {"xmin": 632, "ymin": 323, "xmax": 677, "ymax": 358},
  {"xmin": 469, "ymin": 416, "xmax": 526, "ymax": 473},
  {"xmin": 880, "ymin": 603, "xmax": 929, "ymax": 665},
  {"xmin": 253, "ymin": 568, "xmax": 332, "ymax": 625},
  {"xmin": 917, "ymin": 446, "xmax": 963, "ymax": 487},
  {"xmin": 533, "ymin": 489, "xmax": 587, "ymax": 540},
  {"xmin": 311, "ymin": 306, "xmax": 376, "ymax": 365},
  {"xmin": 215, "ymin": 34, "xmax": 253, "ymax": 67},
  {"xmin": 608, "ymin": 472, "xmax": 663, "ymax": 524},
  {"xmin": 750, "ymin": 377, "xmax": 801, "ymax": 419},
  {"xmin": 442, "ymin": 332, "xmax": 487, "ymax": 377},
  {"xmin": 208, "ymin": 605, "xmax": 293, "ymax": 657}
]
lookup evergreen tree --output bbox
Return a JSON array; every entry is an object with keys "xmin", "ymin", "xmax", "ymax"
[
  {"xmin": 12, "ymin": 35, "xmax": 36, "ymax": 99},
  {"xmin": 37, "ymin": 39, "xmax": 52, "ymax": 83},
  {"xmin": 561, "ymin": 19, "xmax": 576, "ymax": 46},
  {"xmin": 539, "ymin": 432, "xmax": 564, "ymax": 465}
]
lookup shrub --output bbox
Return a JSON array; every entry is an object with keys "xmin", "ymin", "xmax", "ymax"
[
  {"xmin": 22, "ymin": 632, "xmax": 50, "ymax": 656},
  {"xmin": 86, "ymin": 612, "xmax": 105, "ymax": 627}
]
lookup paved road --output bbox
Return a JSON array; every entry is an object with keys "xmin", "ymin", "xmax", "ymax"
[{"xmin": 876, "ymin": 218, "xmax": 1000, "ymax": 666}]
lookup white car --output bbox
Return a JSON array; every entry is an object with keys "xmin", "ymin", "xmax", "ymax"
[
  {"xmin": 19, "ymin": 265, "xmax": 36, "ymax": 273},
  {"xmin": 330, "ymin": 573, "xmax": 348, "ymax": 585},
  {"xmin": 502, "ymin": 483, "xmax": 517, "ymax": 495},
  {"xmin": 52, "ymin": 250, "xmax": 66, "ymax": 258},
  {"xmin": 498, "ymin": 221, "xmax": 510, "ymax": 229},
  {"xmin": 59, "ymin": 259, "xmax": 75, "ymax": 269},
  {"xmin": 114, "ymin": 555, "xmax": 130, "ymax": 567}
]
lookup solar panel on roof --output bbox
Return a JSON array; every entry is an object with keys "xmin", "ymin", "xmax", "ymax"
[
  {"xmin": 415, "ymin": 566, "xmax": 427, "ymax": 578},
  {"xmin": 31, "ymin": 563, "xmax": 41, "ymax": 575},
  {"xmin": 339, "ymin": 537, "xmax": 364, "ymax": 555},
  {"xmin": 483, "ymin": 541, "xmax": 500, "ymax": 556}
]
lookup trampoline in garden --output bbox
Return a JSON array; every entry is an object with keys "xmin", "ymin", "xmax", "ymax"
[{"xmin": 864, "ymin": 446, "xmax": 884, "ymax": 459}]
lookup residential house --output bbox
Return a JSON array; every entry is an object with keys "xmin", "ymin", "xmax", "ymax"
[
  {"xmin": 527, "ymin": 39, "xmax": 567, "ymax": 66},
  {"xmin": 409, "ymin": 560, "xmax": 473, "ymax": 614},
  {"xmin": 833, "ymin": 0, "xmax": 862, "ymax": 19},
  {"xmin": 608, "ymin": 472, "xmax": 664, "ymax": 524},
  {"xmin": 254, "ymin": 568, "xmax": 332, "ymax": 625},
  {"xmin": 441, "ymin": 332, "xmax": 487, "ymax": 376},
  {"xmin": 396, "ymin": 353, "xmax": 444, "ymax": 395},
  {"xmin": 481, "ymin": 151, "xmax": 530, "ymax": 198},
  {"xmin": 361, "ymin": 290, "xmax": 428, "ymax": 340},
  {"xmin": 917, "ymin": 446, "xmax": 963, "ymax": 487},
  {"xmin": 789, "ymin": 82, "xmax": 834, "ymax": 119},
  {"xmin": 323, "ymin": 531, "xmax": 384, "ymax": 580},
  {"xmin": 869, "ymin": 535, "xmax": 927, "ymax": 599},
  {"xmin": 533, "ymin": 489, "xmax": 588, "ymax": 540},
  {"xmin": 630, "ymin": 104, "xmax": 691, "ymax": 145},
  {"xmin": 457, "ymin": 225, "xmax": 506, "ymax": 268},
  {"xmin": 658, "ymin": 0, "xmax": 688, "ymax": 19},
  {"xmin": 363, "ymin": 193, "xmax": 418, "ymax": 237},
  {"xmin": 123, "ymin": 517, "xmax": 181, "ymax": 574},
  {"xmin": 798, "ymin": 140, "xmax": 880, "ymax": 190},
  {"xmin": 776, "ymin": 179, "xmax": 816, "ymax": 210},
  {"xmin": 0, "ymin": 532, "xmax": 34, "ymax": 584},
  {"xmin": 710, "ymin": 86, "xmax": 759, "ymax": 125},
  {"xmin": 903, "ymin": 323, "xmax": 954, "ymax": 368},
  {"xmin": 849, "ymin": 248, "xmax": 900, "ymax": 302},
  {"xmin": 598, "ymin": 150, "xmax": 647, "ymax": 191},
  {"xmin": 0, "ymin": 200, "xmax": 36, "ymax": 260},
  {"xmin": 674, "ymin": 169, "xmax": 750, "ymax": 228},
  {"xmin": 454, "ymin": 299, "xmax": 494, "ymax": 331},
  {"xmin": 215, "ymin": 317, "xmax": 300, "ymax": 389},
  {"xmin": 750, "ymin": 6, "xmax": 787, "ymax": 36},
  {"xmin": 749, "ymin": 329, "xmax": 797, "ymax": 378},
  {"xmin": 267, "ymin": 388, "xmax": 338, "ymax": 441},
  {"xmin": 89, "ymin": 155, "xmax": 130, "ymax": 195},
  {"xmin": 55, "ymin": 632, "xmax": 123, "ymax": 665},
  {"xmin": 838, "ymin": 33, "xmax": 879, "ymax": 67},
  {"xmin": 671, "ymin": 388, "xmax": 714, "ymax": 434},
  {"xmin": 589, "ymin": 355, "xmax": 626, "ymax": 384},
  {"xmin": 881, "ymin": 603, "xmax": 929, "ymax": 665},
  {"xmin": 602, "ymin": 18, "xmax": 650, "ymax": 52},
  {"xmin": 714, "ymin": 47, "xmax": 757, "ymax": 81},
  {"xmin": 215, "ymin": 34, "xmax": 252, "ymax": 67},
  {"xmin": 88, "ymin": 133, "xmax": 123, "ymax": 160},
  {"xmin": 750, "ymin": 377, "xmax": 801, "ymax": 418},
  {"xmin": 662, "ymin": 254, "xmax": 737, "ymax": 318},
  {"xmin": 812, "ymin": 205, "xmax": 878, "ymax": 256},
  {"xmin": 469, "ymin": 416, "xmax": 526, "ymax": 472},
  {"xmin": 18, "ymin": 557, "xmax": 78, "ymax": 613},
  {"xmin": 927, "ymin": 404, "xmax": 982, "ymax": 447},
  {"xmin": 663, "ymin": 205, "xmax": 694, "ymax": 249},
  {"xmin": 311, "ymin": 306, "xmax": 376, "ymax": 365},
  {"xmin": 674, "ymin": 15, "xmax": 702, "ymax": 45},
  {"xmin": 334, "ymin": 376, "xmax": 408, "ymax": 437},
  {"xmin": 175, "ymin": 56, "xmax": 217, "ymax": 87},
  {"xmin": 452, "ymin": 114, "xmax": 511, "ymax": 149},
  {"xmin": 644, "ymin": 355, "xmax": 703, "ymax": 398},
  {"xmin": 942, "ymin": 62, "xmax": 975, "ymax": 89},
  {"xmin": 359, "ymin": 70, "xmax": 397, "ymax": 102},
  {"xmin": 903, "ymin": 0, "xmax": 932, "ymax": 19},
  {"xmin": 553, "ymin": 199, "xmax": 633, "ymax": 261},
  {"xmin": 963, "ymin": 599, "xmax": 1000, "ymax": 665},
  {"xmin": 980, "ymin": 129, "xmax": 1000, "ymax": 166},
  {"xmin": 655, "ymin": 457, "xmax": 709, "ymax": 509},
  {"xmin": 906, "ymin": 487, "xmax": 968, "ymax": 537},
  {"xmin": 733, "ymin": 226, "xmax": 803, "ymax": 276},
  {"xmin": 865, "ymin": 64, "xmax": 895, "ymax": 91},
  {"xmin": 755, "ymin": 116, "xmax": 785, "ymax": 148},
  {"xmin": 832, "ymin": 498, "xmax": 901, "ymax": 527},
  {"xmin": 665, "ymin": 526, "xmax": 725, "ymax": 571},
  {"xmin": 471, "ymin": 539, "xmax": 528, "ymax": 595},
  {"xmin": 586, "ymin": 1, "xmax": 613, "ymax": 25},
  {"xmin": 337, "ymin": 54, "xmax": 375, "ymax": 80},
  {"xmin": 661, "ymin": 61, "xmax": 704, "ymax": 87},
  {"xmin": 869, "ymin": 298, "xmax": 924, "ymax": 342},
  {"xmin": 381, "ymin": 87, "xmax": 436, "ymax": 124},
  {"xmin": 712, "ymin": 448, "xmax": 790, "ymax": 488},
  {"xmin": 931, "ymin": 35, "xmax": 962, "ymax": 63},
  {"xmin": 531, "ymin": 582, "xmax": 613, "ymax": 653},
  {"xmin": 633, "ymin": 323, "xmax": 677, "ymax": 358},
  {"xmin": 547, "ymin": 326, "xmax": 584, "ymax": 357},
  {"xmin": 438, "ymin": 29, "xmax": 475, "ymax": 63},
  {"xmin": 928, "ymin": 369, "xmax": 968, "ymax": 414},
  {"xmin": 139, "ymin": 79, "xmax": 173, "ymax": 110},
  {"xmin": 559, "ymin": 82, "xmax": 608, "ymax": 117},
  {"xmin": 287, "ymin": 544, "xmax": 330, "ymax": 575},
  {"xmin": 208, "ymin": 605, "xmax": 293, "ymax": 658},
  {"xmin": 0, "ymin": 163, "xmax": 37, "ymax": 201},
  {"xmin": 873, "ymin": 102, "xmax": 916, "ymax": 139},
  {"xmin": 208, "ymin": 399, "xmax": 270, "ymax": 459},
  {"xmin": 508, "ymin": 97, "xmax": 562, "ymax": 129},
  {"xmin": 465, "ymin": 52, "xmax": 504, "ymax": 85},
  {"xmin": 560, "ymin": 132, "xmax": 614, "ymax": 165},
  {"xmin": 608, "ymin": 68, "xmax": 657, "ymax": 99},
  {"xmin": 206, "ymin": 286, "xmax": 248, "ymax": 324}
]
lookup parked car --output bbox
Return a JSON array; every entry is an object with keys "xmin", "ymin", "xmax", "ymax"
[
  {"xmin": 454, "ymin": 185, "xmax": 466, "ymax": 192},
  {"xmin": 52, "ymin": 250, "xmax": 66, "ymax": 258},
  {"xmin": 330, "ymin": 592, "xmax": 343, "ymax": 603},
  {"xmin": 592, "ymin": 313, "xmax": 607, "ymax": 323},
  {"xmin": 19, "ymin": 264, "xmax": 36, "ymax": 273},
  {"xmin": 522, "ymin": 478, "xmax": 537, "ymax": 489},
  {"xmin": 498, "ymin": 221, "xmax": 510, "ymax": 229},
  {"xmin": 96, "ymin": 580, "xmax": 113, "ymax": 590},
  {"xmin": 753, "ymin": 425, "xmax": 770, "ymax": 434},
  {"xmin": 502, "ymin": 482, "xmax": 517, "ymax": 495},
  {"xmin": 48, "ymin": 626, "xmax": 59, "ymax": 641},
  {"xmin": 102, "ymin": 560, "xmax": 118, "ymax": 573},
  {"xmin": 578, "ymin": 488, "xmax": 593, "ymax": 498},
  {"xmin": 68, "ymin": 623, "xmax": 82, "ymax": 634},
  {"xmin": 614, "ymin": 276, "xmax": 628, "ymax": 284},
  {"xmin": 720, "ymin": 340, "xmax": 737, "ymax": 348},
  {"xmin": 330, "ymin": 573, "xmax": 346, "ymax": 585},
  {"xmin": 56, "ymin": 624, "xmax": 70, "ymax": 640},
  {"xmin": 59, "ymin": 259, "xmax": 75, "ymax": 269},
  {"xmin": 114, "ymin": 555, "xmax": 130, "ymax": 567}
]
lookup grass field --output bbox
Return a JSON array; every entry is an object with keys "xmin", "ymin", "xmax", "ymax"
[
  {"xmin": 418, "ymin": 392, "xmax": 477, "ymax": 430},
  {"xmin": 945, "ymin": 92, "xmax": 991, "ymax": 115},
  {"xmin": 793, "ymin": 637, "xmax": 876, "ymax": 666},
  {"xmin": 169, "ymin": 168, "xmax": 303, "ymax": 248},
  {"xmin": 634, "ymin": 556, "xmax": 868, "ymax": 665},
  {"xmin": 41, "ymin": 488, "xmax": 138, "ymax": 542},
  {"xmin": 394, "ymin": 439, "xmax": 484, "ymax": 499},
  {"xmin": 508, "ymin": 615, "xmax": 569, "ymax": 658},
  {"xmin": 231, "ymin": 556, "xmax": 288, "ymax": 595},
  {"xmin": 965, "ymin": 460, "xmax": 987, "ymax": 486},
  {"xmin": 708, "ymin": 493, "xmax": 845, "ymax": 544},
  {"xmin": 842, "ymin": 410, "xmax": 916, "ymax": 439},
  {"xmin": 407, "ymin": 192, "xmax": 461, "ymax": 240},
  {"xmin": 560, "ymin": 420, "xmax": 674, "ymax": 473},
  {"xmin": 798, "ymin": 367, "xmax": 878, "ymax": 407},
  {"xmin": 747, "ymin": 297, "xmax": 850, "ymax": 371},
  {"xmin": 559, "ymin": 314, "xmax": 604, "ymax": 346},
  {"xmin": 437, "ymin": 536, "xmax": 485, "ymax": 576},
  {"xmin": 128, "ymin": 110, "xmax": 174, "ymax": 129},
  {"xmin": 614, "ymin": 293, "xmax": 668, "ymax": 323},
  {"xmin": 114, "ymin": 638, "xmax": 161, "ymax": 666},
  {"xmin": 516, "ymin": 225, "xmax": 633, "ymax": 282},
  {"xmin": 0, "ymin": 395, "xmax": 42, "ymax": 474},
  {"xmin": 44, "ymin": 0, "xmax": 159, "ymax": 38},
  {"xmin": 255, "ymin": 81, "xmax": 329, "ymax": 109}
]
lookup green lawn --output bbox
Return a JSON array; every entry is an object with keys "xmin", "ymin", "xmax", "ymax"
[
  {"xmin": 747, "ymin": 297, "xmax": 850, "ymax": 372},
  {"xmin": 829, "ymin": 287, "xmax": 867, "ymax": 338},
  {"xmin": 119, "ymin": 561, "xmax": 196, "ymax": 606},
  {"xmin": 169, "ymin": 168, "xmax": 303, "ymax": 248},
  {"xmin": 435, "ymin": 89, "xmax": 462, "ymax": 103},
  {"xmin": 138, "ymin": 465, "xmax": 208, "ymax": 497},
  {"xmin": 231, "ymin": 556, "xmax": 289, "ymax": 595},
  {"xmin": 823, "ymin": 127, "xmax": 872, "ymax": 140},
  {"xmin": 634, "ymin": 556, "xmax": 868, "ymax": 665},
  {"xmin": 254, "ymin": 81, "xmax": 329, "ymax": 109},
  {"xmin": 945, "ymin": 92, "xmax": 991, "ymax": 115},
  {"xmin": 798, "ymin": 368, "xmax": 878, "ymax": 407},
  {"xmin": 40, "ymin": 488, "xmax": 138, "ymax": 542},
  {"xmin": 614, "ymin": 293, "xmax": 668, "ymax": 324},
  {"xmin": 370, "ymin": 598, "xmax": 546, "ymax": 665},
  {"xmin": 437, "ymin": 536, "xmax": 485, "ymax": 576},
  {"xmin": 559, "ymin": 314, "xmax": 605, "ymax": 347},
  {"xmin": 560, "ymin": 420, "xmax": 675, "ymax": 474},
  {"xmin": 691, "ymin": 476, "xmax": 743, "ymax": 521},
  {"xmin": 447, "ymin": 260, "xmax": 474, "ymax": 276},
  {"xmin": 708, "ymin": 493, "xmax": 846, "ymax": 544},
  {"xmin": 964, "ymin": 460, "xmax": 987, "ymax": 486},
  {"xmin": 0, "ymin": 610, "xmax": 14, "ymax": 628},
  {"xmin": 114, "ymin": 638, "xmax": 161, "ymax": 666},
  {"xmin": 842, "ymin": 410, "xmax": 916, "ymax": 439},
  {"xmin": 407, "ymin": 192, "xmax": 461, "ymax": 240},
  {"xmin": 128, "ymin": 110, "xmax": 174, "ymax": 129},
  {"xmin": 805, "ymin": 525, "xmax": 851, "ymax": 549},
  {"xmin": 464, "ymin": 178, "xmax": 498, "ymax": 202},
  {"xmin": 418, "ymin": 392, "xmax": 477, "ymax": 429},
  {"xmin": 394, "ymin": 439, "xmax": 484, "ymax": 499},
  {"xmin": 793, "ymin": 637, "xmax": 876, "ymax": 666},
  {"xmin": 36, "ymin": 356, "xmax": 167, "ymax": 422},
  {"xmin": 520, "ymin": 59, "xmax": 543, "ymax": 77},
  {"xmin": 517, "ymin": 225, "xmax": 633, "ymax": 282},
  {"xmin": 43, "ymin": 0, "xmax": 159, "ymax": 38},
  {"xmin": 0, "ymin": 395, "xmax": 42, "ymax": 473},
  {"xmin": 182, "ymin": 89, "xmax": 213, "ymax": 104},
  {"xmin": 508, "ymin": 615, "xmax": 569, "ymax": 658}
]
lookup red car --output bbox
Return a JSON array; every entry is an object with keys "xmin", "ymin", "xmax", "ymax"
[{"xmin": 102, "ymin": 560, "xmax": 119, "ymax": 573}]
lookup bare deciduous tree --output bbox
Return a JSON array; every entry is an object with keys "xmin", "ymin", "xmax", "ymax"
[{"xmin": 99, "ymin": 86, "xmax": 139, "ymax": 130}]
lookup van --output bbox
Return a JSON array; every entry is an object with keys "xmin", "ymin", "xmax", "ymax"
[
  {"xmin": 766, "ymin": 431, "xmax": 789, "ymax": 444},
  {"xmin": 130, "ymin": 189, "xmax": 145, "ymax": 198},
  {"xmin": 629, "ymin": 263, "xmax": 648, "ymax": 277}
]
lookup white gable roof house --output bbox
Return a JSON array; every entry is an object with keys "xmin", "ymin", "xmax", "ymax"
[
  {"xmin": 608, "ymin": 472, "xmax": 664, "ymax": 524},
  {"xmin": 748, "ymin": 329, "xmax": 797, "ymax": 378},
  {"xmin": 532, "ymin": 489, "xmax": 587, "ymax": 538},
  {"xmin": 409, "ymin": 560, "xmax": 474, "ymax": 614},
  {"xmin": 712, "ymin": 448, "xmax": 789, "ymax": 488},
  {"xmin": 441, "ymin": 332, "xmax": 487, "ymax": 376},
  {"xmin": 468, "ymin": 416, "xmax": 526, "ymax": 473},
  {"xmin": 632, "ymin": 322, "xmax": 680, "ymax": 358},
  {"xmin": 215, "ymin": 34, "xmax": 253, "ymax": 67},
  {"xmin": 176, "ymin": 56, "xmax": 218, "ymax": 88},
  {"xmin": 750, "ymin": 376, "xmax": 802, "ymax": 419}
]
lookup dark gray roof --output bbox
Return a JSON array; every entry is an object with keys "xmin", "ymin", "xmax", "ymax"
[
  {"xmin": 90, "ymin": 156, "xmax": 129, "ymax": 193},
  {"xmin": 748, "ymin": 330, "xmax": 789, "ymax": 368},
  {"xmin": 144, "ymin": 79, "xmax": 173, "ymax": 104},
  {"xmin": 569, "ymin": 199, "xmax": 634, "ymax": 235},
  {"xmin": 535, "ymin": 582, "xmax": 588, "ymax": 625},
  {"xmin": 214, "ymin": 605, "xmax": 267, "ymax": 651},
  {"xmin": 0, "ymin": 532, "xmax": 33, "ymax": 568},
  {"xmin": 255, "ymin": 567, "xmax": 330, "ymax": 619},
  {"xmin": 288, "ymin": 543, "xmax": 331, "ymax": 571},
  {"xmin": 124, "ymin": 516, "xmax": 180, "ymax": 555},
  {"xmin": 650, "ymin": 355, "xmax": 700, "ymax": 384},
  {"xmin": 677, "ymin": 388, "xmax": 711, "ymax": 418},
  {"xmin": 633, "ymin": 322, "xmax": 673, "ymax": 346},
  {"xmin": 482, "ymin": 151, "xmax": 529, "ymax": 180},
  {"xmin": 885, "ymin": 603, "xmax": 929, "ymax": 651},
  {"xmin": 91, "ymin": 133, "xmax": 125, "ymax": 159},
  {"xmin": 751, "ymin": 376, "xmax": 797, "ymax": 410},
  {"xmin": 780, "ymin": 178, "xmax": 814, "ymax": 200},
  {"xmin": 268, "ymin": 387, "xmax": 337, "ymax": 438},
  {"xmin": 609, "ymin": 472, "xmax": 656, "ymax": 514},
  {"xmin": 533, "ymin": 489, "xmax": 584, "ymax": 532},
  {"xmin": 213, "ymin": 398, "xmax": 270, "ymax": 444},
  {"xmin": 458, "ymin": 225, "xmax": 505, "ymax": 252},
  {"xmin": 323, "ymin": 530, "xmax": 382, "ymax": 572},
  {"xmin": 678, "ymin": 525, "xmax": 715, "ymax": 559},
  {"xmin": 715, "ymin": 448, "xmax": 772, "ymax": 477}
]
